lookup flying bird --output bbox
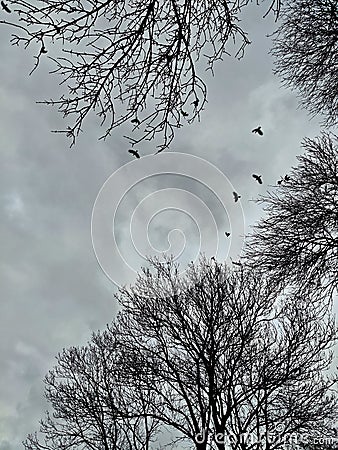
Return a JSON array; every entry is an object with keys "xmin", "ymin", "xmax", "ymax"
[
  {"xmin": 128, "ymin": 149, "xmax": 140, "ymax": 159},
  {"xmin": 252, "ymin": 174, "xmax": 263, "ymax": 184},
  {"xmin": 233, "ymin": 191, "xmax": 241, "ymax": 202},
  {"xmin": 252, "ymin": 126, "xmax": 263, "ymax": 136},
  {"xmin": 225, "ymin": 232, "xmax": 231, "ymax": 237},
  {"xmin": 1, "ymin": 1, "xmax": 11, "ymax": 12},
  {"xmin": 131, "ymin": 118, "xmax": 140, "ymax": 125}
]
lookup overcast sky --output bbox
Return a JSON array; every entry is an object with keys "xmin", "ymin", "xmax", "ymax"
[{"xmin": 0, "ymin": 3, "xmax": 331, "ymax": 448}]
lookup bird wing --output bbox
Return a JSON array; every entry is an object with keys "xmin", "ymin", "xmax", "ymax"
[
  {"xmin": 1, "ymin": 1, "xmax": 11, "ymax": 12},
  {"xmin": 253, "ymin": 174, "xmax": 262, "ymax": 183},
  {"xmin": 233, "ymin": 192, "xmax": 239, "ymax": 201}
]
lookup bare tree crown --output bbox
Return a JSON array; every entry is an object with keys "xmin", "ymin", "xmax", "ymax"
[
  {"xmin": 245, "ymin": 132, "xmax": 338, "ymax": 297},
  {"xmin": 24, "ymin": 257, "xmax": 338, "ymax": 450},
  {"xmin": 1, "ymin": 0, "xmax": 280, "ymax": 149},
  {"xmin": 270, "ymin": 0, "xmax": 338, "ymax": 127}
]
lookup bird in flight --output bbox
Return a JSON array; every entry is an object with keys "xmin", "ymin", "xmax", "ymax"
[
  {"xmin": 252, "ymin": 126, "xmax": 263, "ymax": 136},
  {"xmin": 233, "ymin": 191, "xmax": 241, "ymax": 202},
  {"xmin": 1, "ymin": 1, "xmax": 11, "ymax": 12},
  {"xmin": 131, "ymin": 118, "xmax": 140, "ymax": 125},
  {"xmin": 128, "ymin": 149, "xmax": 140, "ymax": 159},
  {"xmin": 225, "ymin": 232, "xmax": 231, "ymax": 237},
  {"xmin": 252, "ymin": 174, "xmax": 263, "ymax": 184}
]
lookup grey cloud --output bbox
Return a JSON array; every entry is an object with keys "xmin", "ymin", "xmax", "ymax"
[{"xmin": 0, "ymin": 6, "xmax": 327, "ymax": 448}]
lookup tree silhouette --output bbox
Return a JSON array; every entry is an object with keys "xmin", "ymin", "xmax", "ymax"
[
  {"xmin": 0, "ymin": 0, "xmax": 280, "ymax": 150},
  {"xmin": 24, "ymin": 331, "xmax": 161, "ymax": 450},
  {"xmin": 245, "ymin": 132, "xmax": 338, "ymax": 297},
  {"xmin": 270, "ymin": 0, "xmax": 338, "ymax": 127},
  {"xmin": 24, "ymin": 257, "xmax": 337, "ymax": 450}
]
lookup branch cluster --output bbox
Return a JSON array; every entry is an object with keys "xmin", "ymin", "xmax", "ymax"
[
  {"xmin": 24, "ymin": 257, "xmax": 337, "ymax": 450},
  {"xmin": 245, "ymin": 132, "xmax": 338, "ymax": 297},
  {"xmin": 1, "ymin": 0, "xmax": 280, "ymax": 149},
  {"xmin": 270, "ymin": 0, "xmax": 338, "ymax": 127}
]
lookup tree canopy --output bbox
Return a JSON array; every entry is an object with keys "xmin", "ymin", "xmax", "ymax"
[
  {"xmin": 245, "ymin": 132, "xmax": 338, "ymax": 298},
  {"xmin": 0, "ymin": 0, "xmax": 281, "ymax": 149},
  {"xmin": 24, "ymin": 257, "xmax": 337, "ymax": 450},
  {"xmin": 270, "ymin": 0, "xmax": 338, "ymax": 127}
]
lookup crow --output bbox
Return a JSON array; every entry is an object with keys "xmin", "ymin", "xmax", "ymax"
[
  {"xmin": 252, "ymin": 126, "xmax": 263, "ymax": 136},
  {"xmin": 131, "ymin": 118, "xmax": 140, "ymax": 125},
  {"xmin": 41, "ymin": 45, "xmax": 48, "ymax": 54},
  {"xmin": 191, "ymin": 99, "xmax": 199, "ymax": 108},
  {"xmin": 284, "ymin": 174, "xmax": 290, "ymax": 182},
  {"xmin": 1, "ymin": 1, "xmax": 11, "ymax": 12},
  {"xmin": 225, "ymin": 232, "xmax": 231, "ymax": 237},
  {"xmin": 181, "ymin": 110, "xmax": 189, "ymax": 117},
  {"xmin": 277, "ymin": 178, "xmax": 283, "ymax": 185},
  {"xmin": 128, "ymin": 149, "xmax": 140, "ymax": 159},
  {"xmin": 252, "ymin": 174, "xmax": 263, "ymax": 184},
  {"xmin": 233, "ymin": 191, "xmax": 241, "ymax": 202}
]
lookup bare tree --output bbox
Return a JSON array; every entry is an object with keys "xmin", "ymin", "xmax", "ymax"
[
  {"xmin": 270, "ymin": 0, "xmax": 338, "ymax": 127},
  {"xmin": 0, "ymin": 0, "xmax": 280, "ymax": 150},
  {"xmin": 24, "ymin": 329, "xmax": 161, "ymax": 450},
  {"xmin": 245, "ymin": 132, "xmax": 338, "ymax": 297},
  {"xmin": 25, "ymin": 256, "xmax": 337, "ymax": 450}
]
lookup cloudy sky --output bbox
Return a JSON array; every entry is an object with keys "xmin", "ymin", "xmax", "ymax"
[{"xmin": 0, "ymin": 3, "xmax": 329, "ymax": 448}]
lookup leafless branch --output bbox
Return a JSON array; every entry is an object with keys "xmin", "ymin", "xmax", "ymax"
[{"xmin": 1, "ymin": 0, "xmax": 280, "ymax": 149}]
